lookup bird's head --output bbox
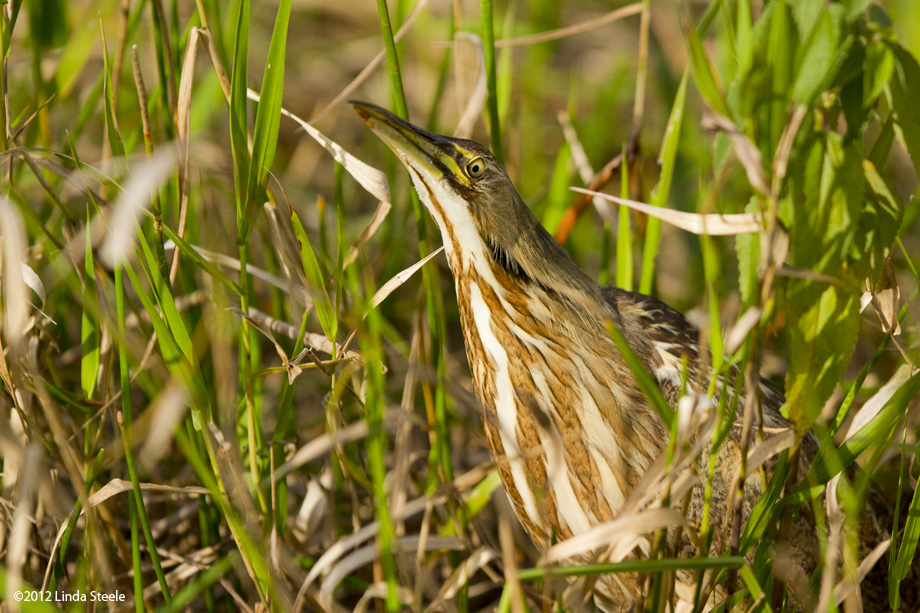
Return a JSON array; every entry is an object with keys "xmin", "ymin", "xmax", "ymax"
[
  {"xmin": 351, "ymin": 100, "xmax": 601, "ymax": 308},
  {"xmin": 350, "ymin": 101, "xmax": 529, "ymax": 267}
]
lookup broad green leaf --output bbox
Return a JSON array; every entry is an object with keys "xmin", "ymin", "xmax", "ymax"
[
  {"xmin": 766, "ymin": 0, "xmax": 795, "ymax": 153},
  {"xmin": 229, "ymin": 0, "xmax": 250, "ymax": 217},
  {"xmin": 81, "ymin": 220, "xmax": 99, "ymax": 399},
  {"xmin": 791, "ymin": 5, "xmax": 845, "ymax": 107},
  {"xmin": 888, "ymin": 43, "xmax": 920, "ymax": 176},
  {"xmin": 863, "ymin": 41, "xmax": 894, "ymax": 108},
  {"xmin": 785, "ymin": 281, "xmax": 859, "ymax": 430},
  {"xmin": 688, "ymin": 31, "xmax": 729, "ymax": 117},
  {"xmin": 289, "ymin": 205, "xmax": 338, "ymax": 342},
  {"xmin": 237, "ymin": 0, "xmax": 292, "ymax": 244}
]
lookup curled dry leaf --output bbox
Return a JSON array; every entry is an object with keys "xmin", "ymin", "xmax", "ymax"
[
  {"xmin": 495, "ymin": 3, "xmax": 642, "ymax": 47},
  {"xmin": 248, "ymin": 89, "xmax": 391, "ymax": 204},
  {"xmin": 344, "ymin": 200, "xmax": 392, "ymax": 266},
  {"xmin": 700, "ymin": 112, "xmax": 770, "ymax": 196},
  {"xmin": 426, "ymin": 547, "xmax": 499, "ymax": 611},
  {"xmin": 87, "ymin": 478, "xmax": 209, "ymax": 506},
  {"xmin": 572, "ymin": 187, "xmax": 764, "ymax": 235},
  {"xmin": 319, "ymin": 536, "xmax": 463, "ymax": 606}
]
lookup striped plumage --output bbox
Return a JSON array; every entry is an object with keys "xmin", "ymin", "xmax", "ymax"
[{"xmin": 351, "ymin": 101, "xmax": 916, "ymax": 611}]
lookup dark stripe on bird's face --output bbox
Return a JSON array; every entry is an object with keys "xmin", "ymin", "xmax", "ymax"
[{"xmin": 350, "ymin": 100, "xmax": 480, "ymax": 199}]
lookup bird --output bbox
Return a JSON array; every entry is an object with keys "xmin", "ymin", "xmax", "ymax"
[{"xmin": 350, "ymin": 100, "xmax": 916, "ymax": 611}]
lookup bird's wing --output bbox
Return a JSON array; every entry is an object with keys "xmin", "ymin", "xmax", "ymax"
[{"xmin": 600, "ymin": 286, "xmax": 785, "ymax": 417}]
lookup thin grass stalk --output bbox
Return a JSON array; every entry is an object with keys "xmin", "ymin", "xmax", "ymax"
[
  {"xmin": 361, "ymin": 278, "xmax": 400, "ymax": 612},
  {"xmin": 238, "ymin": 243, "xmax": 268, "ymax": 515},
  {"xmin": 115, "ymin": 261, "xmax": 172, "ymax": 605},
  {"xmin": 128, "ymin": 496, "xmax": 144, "ymax": 612},
  {"xmin": 150, "ymin": 0, "xmax": 176, "ymax": 139},
  {"xmin": 49, "ymin": 451, "xmax": 104, "ymax": 591},
  {"xmin": 480, "ymin": 0, "xmax": 504, "ymax": 164},
  {"xmin": 375, "ymin": 0, "xmax": 452, "ymax": 492},
  {"xmin": 426, "ymin": 5, "xmax": 455, "ymax": 132},
  {"xmin": 616, "ymin": 143, "xmax": 633, "ymax": 290}
]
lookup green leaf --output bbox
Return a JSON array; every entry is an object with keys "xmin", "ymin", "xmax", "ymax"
[
  {"xmin": 80, "ymin": 221, "xmax": 99, "ymax": 399},
  {"xmin": 791, "ymin": 5, "xmax": 845, "ymax": 107},
  {"xmin": 863, "ymin": 41, "xmax": 894, "ymax": 108},
  {"xmin": 639, "ymin": 69, "xmax": 688, "ymax": 294},
  {"xmin": 289, "ymin": 205, "xmax": 338, "ymax": 342},
  {"xmin": 894, "ymin": 470, "xmax": 920, "ymax": 580},
  {"xmin": 229, "ymin": 0, "xmax": 250, "ymax": 217},
  {"xmin": 887, "ymin": 43, "xmax": 920, "ymax": 177},
  {"xmin": 99, "ymin": 18, "xmax": 127, "ymax": 178},
  {"xmin": 688, "ymin": 31, "xmax": 729, "ymax": 117},
  {"xmin": 237, "ymin": 0, "xmax": 292, "ymax": 244},
  {"xmin": 735, "ymin": 209, "xmax": 760, "ymax": 307},
  {"xmin": 784, "ymin": 281, "xmax": 859, "ymax": 430}
]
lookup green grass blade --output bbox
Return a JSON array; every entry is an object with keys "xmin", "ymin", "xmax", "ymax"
[
  {"xmin": 237, "ymin": 0, "xmax": 291, "ymax": 243},
  {"xmin": 80, "ymin": 218, "xmax": 99, "ymax": 399},
  {"xmin": 639, "ymin": 69, "xmax": 688, "ymax": 294},
  {"xmin": 480, "ymin": 0, "xmax": 504, "ymax": 163},
  {"xmin": 229, "ymin": 0, "xmax": 250, "ymax": 217},
  {"xmin": 289, "ymin": 204, "xmax": 338, "ymax": 341}
]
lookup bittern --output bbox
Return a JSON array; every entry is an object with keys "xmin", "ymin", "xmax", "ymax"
[{"xmin": 351, "ymin": 101, "xmax": 915, "ymax": 611}]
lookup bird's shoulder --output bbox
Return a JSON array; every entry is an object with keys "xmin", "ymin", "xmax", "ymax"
[{"xmin": 599, "ymin": 285, "xmax": 785, "ymax": 415}]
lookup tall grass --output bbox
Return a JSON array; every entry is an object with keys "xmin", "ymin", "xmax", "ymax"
[{"xmin": 0, "ymin": 0, "xmax": 918, "ymax": 611}]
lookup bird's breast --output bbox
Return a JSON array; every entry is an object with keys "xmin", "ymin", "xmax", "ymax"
[{"xmin": 452, "ymin": 266, "xmax": 665, "ymax": 547}]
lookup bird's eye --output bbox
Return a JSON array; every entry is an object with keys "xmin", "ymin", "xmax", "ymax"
[{"xmin": 466, "ymin": 157, "xmax": 485, "ymax": 179}]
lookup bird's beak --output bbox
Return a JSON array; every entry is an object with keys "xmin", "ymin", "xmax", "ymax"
[{"xmin": 350, "ymin": 100, "xmax": 469, "ymax": 188}]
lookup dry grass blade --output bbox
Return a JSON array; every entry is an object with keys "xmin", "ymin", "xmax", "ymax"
[
  {"xmin": 308, "ymin": 0, "xmax": 431, "ymax": 123},
  {"xmin": 139, "ymin": 384, "xmax": 191, "ymax": 471},
  {"xmin": 248, "ymin": 89, "xmax": 391, "ymax": 204},
  {"xmin": 6, "ymin": 446, "xmax": 43, "ymax": 613},
  {"xmin": 453, "ymin": 33, "xmax": 488, "ymax": 139},
  {"xmin": 243, "ymin": 306, "xmax": 361, "ymax": 363},
  {"xmin": 572, "ymin": 187, "xmax": 764, "ymax": 235},
  {"xmin": 319, "ymin": 536, "xmax": 463, "ymax": 607},
  {"xmin": 0, "ymin": 198, "xmax": 29, "ymax": 350},
  {"xmin": 164, "ymin": 240, "xmax": 312, "ymax": 306},
  {"xmin": 545, "ymin": 507, "xmax": 688, "ymax": 562},
  {"xmin": 371, "ymin": 247, "xmax": 444, "ymax": 309},
  {"xmin": 101, "ymin": 147, "xmax": 176, "ymax": 266},
  {"xmin": 558, "ymin": 110, "xmax": 594, "ymax": 183},
  {"xmin": 344, "ymin": 200, "xmax": 392, "ymax": 266},
  {"xmin": 836, "ymin": 364, "xmax": 916, "ymax": 445},
  {"xmin": 271, "ymin": 419, "xmax": 370, "ymax": 483},
  {"xmin": 87, "ymin": 479, "xmax": 210, "ymax": 506},
  {"xmin": 700, "ymin": 112, "xmax": 770, "ymax": 195},
  {"xmin": 425, "ymin": 546, "xmax": 499, "ymax": 611},
  {"xmin": 495, "ymin": 3, "xmax": 643, "ymax": 47},
  {"xmin": 724, "ymin": 307, "xmax": 763, "ymax": 354},
  {"xmin": 355, "ymin": 584, "xmax": 416, "ymax": 613}
]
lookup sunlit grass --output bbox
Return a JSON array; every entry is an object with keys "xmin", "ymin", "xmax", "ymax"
[{"xmin": 0, "ymin": 0, "xmax": 918, "ymax": 611}]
